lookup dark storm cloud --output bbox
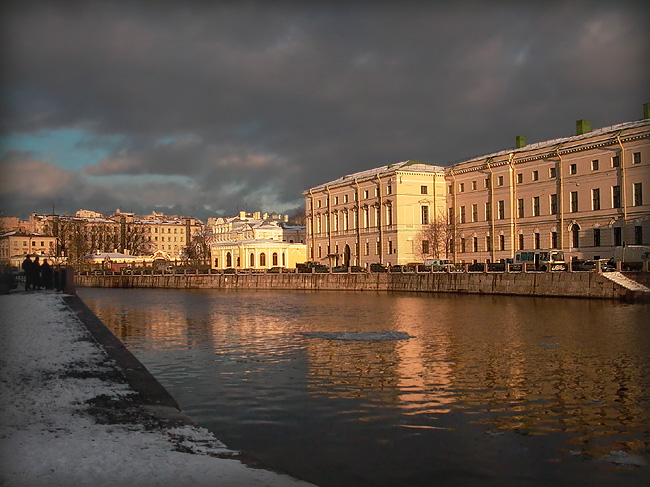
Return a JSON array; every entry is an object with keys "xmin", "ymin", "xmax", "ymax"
[{"xmin": 1, "ymin": 1, "xmax": 648, "ymax": 219}]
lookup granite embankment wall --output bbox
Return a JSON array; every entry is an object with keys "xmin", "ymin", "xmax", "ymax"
[{"xmin": 75, "ymin": 271, "xmax": 645, "ymax": 301}]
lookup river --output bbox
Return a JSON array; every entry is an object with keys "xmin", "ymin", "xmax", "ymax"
[{"xmin": 77, "ymin": 288, "xmax": 649, "ymax": 487}]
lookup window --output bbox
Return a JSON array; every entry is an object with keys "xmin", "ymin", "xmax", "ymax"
[
  {"xmin": 534, "ymin": 232, "xmax": 540, "ymax": 250},
  {"xmin": 592, "ymin": 188, "xmax": 600, "ymax": 210},
  {"xmin": 533, "ymin": 196, "xmax": 540, "ymax": 216},
  {"xmin": 448, "ymin": 184, "xmax": 453, "ymax": 194},
  {"xmin": 344, "ymin": 194, "xmax": 348, "ymax": 203},
  {"xmin": 388, "ymin": 240, "xmax": 393, "ymax": 254},
  {"xmin": 634, "ymin": 182, "xmax": 643, "ymax": 206},
  {"xmin": 633, "ymin": 152, "xmax": 641, "ymax": 164},
  {"xmin": 499, "ymin": 235, "xmax": 505, "ymax": 251},
  {"xmin": 364, "ymin": 208, "xmax": 369, "ymax": 228},
  {"xmin": 472, "ymin": 180, "xmax": 477, "ymax": 190},
  {"xmin": 364, "ymin": 190, "xmax": 369, "ymax": 199},
  {"xmin": 593, "ymin": 229, "xmax": 601, "ymax": 247},
  {"xmin": 386, "ymin": 206, "xmax": 392, "ymax": 227},
  {"xmin": 421, "ymin": 185, "xmax": 428, "ymax": 195},
  {"xmin": 448, "ymin": 207, "xmax": 454, "ymax": 225},
  {"xmin": 517, "ymin": 198, "xmax": 524, "ymax": 218},
  {"xmin": 471, "ymin": 204, "xmax": 478, "ymax": 222},
  {"xmin": 549, "ymin": 167, "xmax": 557, "ymax": 178},
  {"xmin": 375, "ymin": 187, "xmax": 379, "ymax": 197},
  {"xmin": 260, "ymin": 253, "xmax": 266, "ymax": 267},
  {"xmin": 422, "ymin": 240, "xmax": 429, "ymax": 254},
  {"xmin": 334, "ymin": 196, "xmax": 338, "ymax": 205},
  {"xmin": 570, "ymin": 191, "xmax": 578, "ymax": 213},
  {"xmin": 317, "ymin": 200, "xmax": 321, "ymax": 208},
  {"xmin": 612, "ymin": 155, "xmax": 620, "ymax": 168},
  {"xmin": 498, "ymin": 176, "xmax": 504, "ymax": 186},
  {"xmin": 485, "ymin": 178, "xmax": 490, "ymax": 189},
  {"xmin": 459, "ymin": 206, "xmax": 466, "ymax": 224},
  {"xmin": 614, "ymin": 227, "xmax": 622, "ymax": 246},
  {"xmin": 518, "ymin": 234, "xmax": 524, "ymax": 250},
  {"xmin": 486, "ymin": 236, "xmax": 492, "ymax": 252},
  {"xmin": 459, "ymin": 183, "xmax": 465, "ymax": 192},
  {"xmin": 572, "ymin": 224, "xmax": 580, "ymax": 248},
  {"xmin": 387, "ymin": 185, "xmax": 392, "ymax": 195},
  {"xmin": 551, "ymin": 231, "xmax": 558, "ymax": 249},
  {"xmin": 421, "ymin": 206, "xmax": 429, "ymax": 225},
  {"xmin": 272, "ymin": 253, "xmax": 278, "ymax": 266},
  {"xmin": 592, "ymin": 159, "xmax": 599, "ymax": 171},
  {"xmin": 498, "ymin": 200, "xmax": 505, "ymax": 219},
  {"xmin": 473, "ymin": 237, "xmax": 478, "ymax": 252},
  {"xmin": 485, "ymin": 202, "xmax": 491, "ymax": 221},
  {"xmin": 250, "ymin": 253, "xmax": 255, "ymax": 267},
  {"xmin": 517, "ymin": 173, "xmax": 523, "ymax": 184},
  {"xmin": 461, "ymin": 238, "xmax": 466, "ymax": 253},
  {"xmin": 612, "ymin": 185, "xmax": 621, "ymax": 208},
  {"xmin": 364, "ymin": 242, "xmax": 369, "ymax": 256},
  {"xmin": 532, "ymin": 170, "xmax": 539, "ymax": 181},
  {"xmin": 635, "ymin": 226, "xmax": 643, "ymax": 245},
  {"xmin": 376, "ymin": 241, "xmax": 380, "ymax": 255},
  {"xmin": 569, "ymin": 164, "xmax": 577, "ymax": 175}
]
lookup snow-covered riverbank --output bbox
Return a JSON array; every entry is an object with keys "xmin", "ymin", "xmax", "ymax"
[{"xmin": 0, "ymin": 291, "xmax": 315, "ymax": 487}]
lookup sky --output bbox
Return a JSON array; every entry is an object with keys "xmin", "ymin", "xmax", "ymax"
[{"xmin": 1, "ymin": 1, "xmax": 648, "ymax": 222}]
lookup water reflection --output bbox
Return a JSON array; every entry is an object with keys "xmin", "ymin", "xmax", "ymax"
[{"xmin": 79, "ymin": 288, "xmax": 649, "ymax": 485}]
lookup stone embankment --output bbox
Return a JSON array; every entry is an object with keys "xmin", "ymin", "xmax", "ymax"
[{"xmin": 75, "ymin": 270, "xmax": 650, "ymax": 302}]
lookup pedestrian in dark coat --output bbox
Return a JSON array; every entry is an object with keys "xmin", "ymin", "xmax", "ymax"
[
  {"xmin": 40, "ymin": 259, "xmax": 53, "ymax": 290},
  {"xmin": 32, "ymin": 256, "xmax": 42, "ymax": 290},
  {"xmin": 21, "ymin": 256, "xmax": 33, "ymax": 291}
]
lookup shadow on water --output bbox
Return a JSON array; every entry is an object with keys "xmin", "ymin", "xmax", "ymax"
[{"xmin": 78, "ymin": 288, "xmax": 650, "ymax": 487}]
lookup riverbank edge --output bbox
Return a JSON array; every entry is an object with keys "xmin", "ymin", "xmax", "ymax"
[
  {"xmin": 75, "ymin": 271, "xmax": 650, "ymax": 302},
  {"xmin": 62, "ymin": 293, "xmax": 302, "ymax": 475}
]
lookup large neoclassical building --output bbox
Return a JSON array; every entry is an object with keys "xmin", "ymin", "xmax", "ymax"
[{"xmin": 304, "ymin": 105, "xmax": 650, "ymax": 267}]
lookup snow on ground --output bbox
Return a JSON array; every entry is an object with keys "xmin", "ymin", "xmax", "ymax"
[{"xmin": 0, "ymin": 292, "xmax": 315, "ymax": 487}]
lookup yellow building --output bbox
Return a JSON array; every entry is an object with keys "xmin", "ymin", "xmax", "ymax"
[
  {"xmin": 0, "ymin": 231, "xmax": 60, "ymax": 267},
  {"xmin": 304, "ymin": 160, "xmax": 447, "ymax": 268},
  {"xmin": 305, "ymin": 106, "xmax": 650, "ymax": 267},
  {"xmin": 209, "ymin": 211, "xmax": 307, "ymax": 270}
]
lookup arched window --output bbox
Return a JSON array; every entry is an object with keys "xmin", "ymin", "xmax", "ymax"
[
  {"xmin": 571, "ymin": 224, "xmax": 580, "ymax": 248},
  {"xmin": 272, "ymin": 252, "xmax": 278, "ymax": 266},
  {"xmin": 250, "ymin": 253, "xmax": 255, "ymax": 267},
  {"xmin": 260, "ymin": 253, "xmax": 266, "ymax": 266},
  {"xmin": 226, "ymin": 252, "xmax": 232, "ymax": 267}
]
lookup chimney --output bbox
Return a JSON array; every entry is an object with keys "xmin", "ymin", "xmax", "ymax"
[
  {"xmin": 644, "ymin": 103, "xmax": 650, "ymax": 120},
  {"xmin": 239, "ymin": 211, "xmax": 246, "ymax": 219},
  {"xmin": 576, "ymin": 119, "xmax": 591, "ymax": 135},
  {"xmin": 253, "ymin": 211, "xmax": 261, "ymax": 219},
  {"xmin": 515, "ymin": 135, "xmax": 526, "ymax": 149}
]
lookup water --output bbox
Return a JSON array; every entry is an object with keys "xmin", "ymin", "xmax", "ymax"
[{"xmin": 77, "ymin": 288, "xmax": 650, "ymax": 487}]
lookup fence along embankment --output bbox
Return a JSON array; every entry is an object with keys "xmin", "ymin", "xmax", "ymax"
[{"xmin": 75, "ymin": 270, "xmax": 650, "ymax": 301}]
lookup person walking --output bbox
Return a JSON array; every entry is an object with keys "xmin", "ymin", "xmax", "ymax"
[
  {"xmin": 40, "ymin": 259, "xmax": 53, "ymax": 290},
  {"xmin": 21, "ymin": 255, "xmax": 33, "ymax": 291}
]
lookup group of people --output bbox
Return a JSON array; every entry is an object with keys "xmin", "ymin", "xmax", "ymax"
[{"xmin": 21, "ymin": 255, "xmax": 54, "ymax": 291}]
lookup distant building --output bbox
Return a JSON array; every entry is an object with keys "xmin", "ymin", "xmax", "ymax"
[
  {"xmin": 29, "ymin": 209, "xmax": 203, "ymax": 261},
  {"xmin": 304, "ymin": 104, "xmax": 650, "ymax": 267},
  {"xmin": 208, "ymin": 211, "xmax": 307, "ymax": 270},
  {"xmin": 0, "ymin": 231, "xmax": 60, "ymax": 267}
]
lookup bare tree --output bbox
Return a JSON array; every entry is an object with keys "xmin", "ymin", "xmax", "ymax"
[
  {"xmin": 184, "ymin": 226, "xmax": 215, "ymax": 265},
  {"xmin": 122, "ymin": 222, "xmax": 153, "ymax": 255},
  {"xmin": 415, "ymin": 214, "xmax": 454, "ymax": 261}
]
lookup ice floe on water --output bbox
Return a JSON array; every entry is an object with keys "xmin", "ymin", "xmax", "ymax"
[{"xmin": 299, "ymin": 331, "xmax": 414, "ymax": 342}]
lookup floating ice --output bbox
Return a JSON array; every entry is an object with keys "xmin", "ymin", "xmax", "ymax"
[
  {"xmin": 299, "ymin": 331, "xmax": 414, "ymax": 342},
  {"xmin": 601, "ymin": 451, "xmax": 647, "ymax": 466}
]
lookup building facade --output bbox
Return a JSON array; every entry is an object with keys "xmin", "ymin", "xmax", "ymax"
[
  {"xmin": 304, "ymin": 108, "xmax": 650, "ymax": 267},
  {"xmin": 0, "ymin": 231, "xmax": 60, "ymax": 267},
  {"xmin": 28, "ymin": 209, "xmax": 203, "ymax": 261},
  {"xmin": 209, "ymin": 211, "xmax": 307, "ymax": 270},
  {"xmin": 304, "ymin": 161, "xmax": 447, "ymax": 268}
]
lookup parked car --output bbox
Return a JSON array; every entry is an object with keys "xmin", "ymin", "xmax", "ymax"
[
  {"xmin": 349, "ymin": 266, "xmax": 367, "ymax": 273},
  {"xmin": 390, "ymin": 265, "xmax": 415, "ymax": 273},
  {"xmin": 267, "ymin": 267, "xmax": 285, "ymax": 273},
  {"xmin": 573, "ymin": 259, "xmax": 615, "ymax": 272},
  {"xmin": 369, "ymin": 263, "xmax": 388, "ymax": 273},
  {"xmin": 332, "ymin": 265, "xmax": 348, "ymax": 273}
]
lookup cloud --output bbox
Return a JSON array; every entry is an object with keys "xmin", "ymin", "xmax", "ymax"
[{"xmin": 1, "ymin": 1, "xmax": 648, "ymax": 220}]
